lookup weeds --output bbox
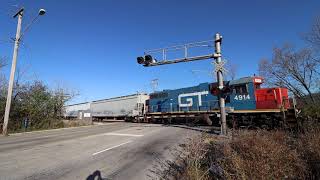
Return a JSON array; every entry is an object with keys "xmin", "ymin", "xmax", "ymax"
[
  {"xmin": 155, "ymin": 124, "xmax": 320, "ymax": 179},
  {"xmin": 218, "ymin": 130, "xmax": 306, "ymax": 179},
  {"xmin": 296, "ymin": 124, "xmax": 320, "ymax": 178}
]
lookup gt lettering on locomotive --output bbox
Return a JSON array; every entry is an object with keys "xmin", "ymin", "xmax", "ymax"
[{"xmin": 178, "ymin": 91, "xmax": 209, "ymax": 107}]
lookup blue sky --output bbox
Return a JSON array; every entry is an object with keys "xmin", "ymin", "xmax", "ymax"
[{"xmin": 0, "ymin": 0, "xmax": 319, "ymax": 104}]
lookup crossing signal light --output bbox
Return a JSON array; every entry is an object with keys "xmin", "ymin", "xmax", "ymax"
[
  {"xmin": 222, "ymin": 86, "xmax": 232, "ymax": 94},
  {"xmin": 145, "ymin": 55, "xmax": 153, "ymax": 64},
  {"xmin": 136, "ymin": 55, "xmax": 156, "ymax": 65},
  {"xmin": 137, "ymin": 56, "xmax": 145, "ymax": 64},
  {"xmin": 210, "ymin": 86, "xmax": 219, "ymax": 96},
  {"xmin": 210, "ymin": 83, "xmax": 231, "ymax": 96}
]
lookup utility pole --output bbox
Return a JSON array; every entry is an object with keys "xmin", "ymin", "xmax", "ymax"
[
  {"xmin": 137, "ymin": 33, "xmax": 227, "ymax": 135},
  {"xmin": 2, "ymin": 8, "xmax": 24, "ymax": 136},
  {"xmin": 2, "ymin": 8, "xmax": 46, "ymax": 136},
  {"xmin": 214, "ymin": 33, "xmax": 227, "ymax": 135}
]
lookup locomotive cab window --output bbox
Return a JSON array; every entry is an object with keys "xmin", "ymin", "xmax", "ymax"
[
  {"xmin": 234, "ymin": 84, "xmax": 248, "ymax": 94},
  {"xmin": 255, "ymin": 84, "xmax": 261, "ymax": 89},
  {"xmin": 150, "ymin": 92, "xmax": 168, "ymax": 99}
]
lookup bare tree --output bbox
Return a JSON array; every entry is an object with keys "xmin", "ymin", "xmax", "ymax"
[
  {"xmin": 305, "ymin": 16, "xmax": 320, "ymax": 49},
  {"xmin": 259, "ymin": 45, "xmax": 320, "ymax": 103},
  {"xmin": 226, "ymin": 63, "xmax": 238, "ymax": 80}
]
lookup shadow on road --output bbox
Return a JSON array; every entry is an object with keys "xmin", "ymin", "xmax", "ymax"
[{"xmin": 86, "ymin": 170, "xmax": 109, "ymax": 180}]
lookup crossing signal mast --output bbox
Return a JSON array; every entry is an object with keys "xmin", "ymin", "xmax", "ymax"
[{"xmin": 137, "ymin": 33, "xmax": 227, "ymax": 135}]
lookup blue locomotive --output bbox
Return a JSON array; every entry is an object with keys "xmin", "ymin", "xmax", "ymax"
[{"xmin": 142, "ymin": 76, "xmax": 293, "ymax": 127}]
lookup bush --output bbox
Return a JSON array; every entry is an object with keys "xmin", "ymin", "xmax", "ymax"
[
  {"xmin": 0, "ymin": 81, "xmax": 72, "ymax": 133},
  {"xmin": 302, "ymin": 104, "xmax": 320, "ymax": 121}
]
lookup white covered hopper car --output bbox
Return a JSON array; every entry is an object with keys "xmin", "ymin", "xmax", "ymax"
[{"xmin": 64, "ymin": 93, "xmax": 149, "ymax": 121}]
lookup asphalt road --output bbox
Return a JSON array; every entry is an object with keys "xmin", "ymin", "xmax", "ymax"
[{"xmin": 0, "ymin": 122, "xmax": 201, "ymax": 180}]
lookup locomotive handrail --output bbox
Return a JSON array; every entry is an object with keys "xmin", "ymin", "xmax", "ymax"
[
  {"xmin": 147, "ymin": 98, "xmax": 294, "ymax": 114},
  {"xmin": 148, "ymin": 100, "xmax": 221, "ymax": 113}
]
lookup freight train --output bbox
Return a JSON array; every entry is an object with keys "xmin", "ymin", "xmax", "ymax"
[
  {"xmin": 64, "ymin": 76, "xmax": 297, "ymax": 128},
  {"xmin": 64, "ymin": 94, "xmax": 149, "ymax": 121}
]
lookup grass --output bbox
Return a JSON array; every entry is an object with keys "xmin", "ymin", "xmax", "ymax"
[
  {"xmin": 218, "ymin": 131, "xmax": 306, "ymax": 179},
  {"xmin": 155, "ymin": 123, "xmax": 320, "ymax": 179}
]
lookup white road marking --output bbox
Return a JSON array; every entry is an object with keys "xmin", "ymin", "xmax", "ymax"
[
  {"xmin": 11, "ymin": 123, "xmax": 119, "ymax": 136},
  {"xmin": 92, "ymin": 141, "xmax": 132, "ymax": 156},
  {"xmin": 80, "ymin": 132, "xmax": 144, "ymax": 140},
  {"xmin": 105, "ymin": 133, "xmax": 144, "ymax": 137}
]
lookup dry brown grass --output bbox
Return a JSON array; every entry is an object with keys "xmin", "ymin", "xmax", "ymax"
[
  {"xmin": 296, "ymin": 123, "xmax": 320, "ymax": 178},
  {"xmin": 218, "ymin": 130, "xmax": 306, "ymax": 179},
  {"xmin": 154, "ymin": 123, "xmax": 320, "ymax": 180},
  {"xmin": 62, "ymin": 119, "xmax": 92, "ymax": 128},
  {"xmin": 179, "ymin": 135, "xmax": 213, "ymax": 180},
  {"xmin": 149, "ymin": 134, "xmax": 215, "ymax": 180}
]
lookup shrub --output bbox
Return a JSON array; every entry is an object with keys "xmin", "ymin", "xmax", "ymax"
[
  {"xmin": 0, "ymin": 81, "xmax": 72, "ymax": 132},
  {"xmin": 302, "ymin": 104, "xmax": 320, "ymax": 120}
]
